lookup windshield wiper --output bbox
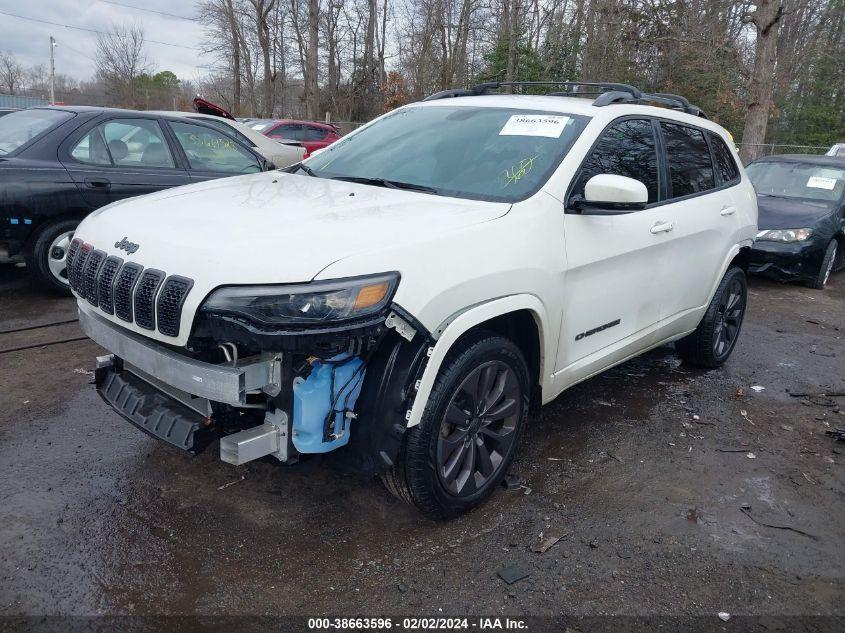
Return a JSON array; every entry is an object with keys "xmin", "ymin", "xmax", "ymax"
[
  {"xmin": 282, "ymin": 162, "xmax": 320, "ymax": 177},
  {"xmin": 296, "ymin": 163, "xmax": 319, "ymax": 177},
  {"xmin": 330, "ymin": 175, "xmax": 438, "ymax": 194}
]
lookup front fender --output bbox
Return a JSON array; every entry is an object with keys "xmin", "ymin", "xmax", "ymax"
[{"xmin": 406, "ymin": 294, "xmax": 549, "ymax": 428}]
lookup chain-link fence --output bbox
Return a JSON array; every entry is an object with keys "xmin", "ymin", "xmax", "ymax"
[{"xmin": 735, "ymin": 142, "xmax": 832, "ymax": 158}]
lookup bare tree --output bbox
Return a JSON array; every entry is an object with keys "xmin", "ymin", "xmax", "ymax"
[
  {"xmin": 226, "ymin": 0, "xmax": 243, "ymax": 114},
  {"xmin": 0, "ymin": 51, "xmax": 24, "ymax": 95},
  {"xmin": 247, "ymin": 0, "xmax": 280, "ymax": 116},
  {"xmin": 94, "ymin": 23, "xmax": 151, "ymax": 106}
]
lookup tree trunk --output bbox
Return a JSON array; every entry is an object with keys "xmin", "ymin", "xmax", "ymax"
[
  {"xmin": 363, "ymin": 0, "xmax": 378, "ymax": 110},
  {"xmin": 740, "ymin": 1, "xmax": 786, "ymax": 163},
  {"xmin": 224, "ymin": 0, "xmax": 241, "ymax": 116},
  {"xmin": 506, "ymin": 0, "xmax": 520, "ymax": 88},
  {"xmin": 305, "ymin": 0, "xmax": 320, "ymax": 119}
]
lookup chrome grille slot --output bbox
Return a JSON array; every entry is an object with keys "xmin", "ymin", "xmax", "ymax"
[
  {"xmin": 133, "ymin": 269, "xmax": 165, "ymax": 330},
  {"xmin": 96, "ymin": 256, "xmax": 123, "ymax": 315},
  {"xmin": 156, "ymin": 276, "xmax": 194, "ymax": 337},
  {"xmin": 114, "ymin": 263, "xmax": 143, "ymax": 322},
  {"xmin": 83, "ymin": 250, "xmax": 106, "ymax": 306}
]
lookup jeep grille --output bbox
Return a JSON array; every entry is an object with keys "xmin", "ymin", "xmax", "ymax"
[{"xmin": 71, "ymin": 241, "xmax": 192, "ymax": 338}]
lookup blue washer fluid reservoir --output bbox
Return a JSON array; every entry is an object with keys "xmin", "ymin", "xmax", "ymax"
[{"xmin": 292, "ymin": 353, "xmax": 366, "ymax": 453}]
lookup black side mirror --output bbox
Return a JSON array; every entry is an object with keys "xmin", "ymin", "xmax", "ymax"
[{"xmin": 567, "ymin": 195, "xmax": 646, "ymax": 215}]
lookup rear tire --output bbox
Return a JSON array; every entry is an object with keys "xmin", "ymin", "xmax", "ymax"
[
  {"xmin": 381, "ymin": 332, "xmax": 529, "ymax": 520},
  {"xmin": 26, "ymin": 219, "xmax": 79, "ymax": 294},
  {"xmin": 676, "ymin": 266, "xmax": 747, "ymax": 369},
  {"xmin": 809, "ymin": 239, "xmax": 838, "ymax": 290}
]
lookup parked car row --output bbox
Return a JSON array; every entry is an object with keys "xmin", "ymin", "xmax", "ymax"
[
  {"xmin": 0, "ymin": 100, "xmax": 335, "ymax": 292},
  {"xmin": 1, "ymin": 96, "xmax": 842, "ymax": 300},
  {"xmin": 3, "ymin": 80, "xmax": 842, "ymax": 519}
]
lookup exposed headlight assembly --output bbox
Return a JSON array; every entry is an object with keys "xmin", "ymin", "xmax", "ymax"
[
  {"xmin": 756, "ymin": 228, "xmax": 813, "ymax": 243},
  {"xmin": 200, "ymin": 272, "xmax": 399, "ymax": 326}
]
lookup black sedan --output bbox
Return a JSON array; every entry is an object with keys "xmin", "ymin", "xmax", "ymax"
[
  {"xmin": 0, "ymin": 106, "xmax": 273, "ymax": 292},
  {"xmin": 746, "ymin": 154, "xmax": 845, "ymax": 289}
]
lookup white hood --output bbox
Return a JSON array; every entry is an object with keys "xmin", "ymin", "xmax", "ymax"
[{"xmin": 74, "ymin": 171, "xmax": 510, "ymax": 345}]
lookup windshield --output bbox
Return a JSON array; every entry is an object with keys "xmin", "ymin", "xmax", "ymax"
[
  {"xmin": 0, "ymin": 109, "xmax": 73, "ymax": 155},
  {"xmin": 304, "ymin": 105, "xmax": 588, "ymax": 202},
  {"xmin": 747, "ymin": 161, "xmax": 845, "ymax": 202}
]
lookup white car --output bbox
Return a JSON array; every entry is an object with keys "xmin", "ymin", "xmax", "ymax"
[
  {"xmin": 148, "ymin": 110, "xmax": 306, "ymax": 168},
  {"xmin": 70, "ymin": 82, "xmax": 757, "ymax": 518},
  {"xmin": 826, "ymin": 143, "xmax": 845, "ymax": 158}
]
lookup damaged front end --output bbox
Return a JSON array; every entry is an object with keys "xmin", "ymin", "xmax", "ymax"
[{"xmin": 85, "ymin": 273, "xmax": 432, "ymax": 476}]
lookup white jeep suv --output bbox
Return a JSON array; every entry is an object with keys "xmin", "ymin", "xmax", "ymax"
[{"xmin": 70, "ymin": 82, "xmax": 757, "ymax": 518}]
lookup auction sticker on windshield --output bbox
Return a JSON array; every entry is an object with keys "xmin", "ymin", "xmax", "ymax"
[
  {"xmin": 806, "ymin": 176, "xmax": 837, "ymax": 190},
  {"xmin": 499, "ymin": 114, "xmax": 570, "ymax": 138}
]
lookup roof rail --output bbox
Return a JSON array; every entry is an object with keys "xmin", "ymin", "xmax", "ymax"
[
  {"xmin": 596, "ymin": 90, "xmax": 708, "ymax": 118},
  {"xmin": 422, "ymin": 80, "xmax": 707, "ymax": 118},
  {"xmin": 424, "ymin": 81, "xmax": 642, "ymax": 101}
]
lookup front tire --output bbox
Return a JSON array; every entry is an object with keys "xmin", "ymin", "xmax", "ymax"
[
  {"xmin": 26, "ymin": 219, "xmax": 79, "ymax": 294},
  {"xmin": 676, "ymin": 266, "xmax": 747, "ymax": 369},
  {"xmin": 809, "ymin": 239, "xmax": 838, "ymax": 290},
  {"xmin": 382, "ymin": 332, "xmax": 530, "ymax": 520}
]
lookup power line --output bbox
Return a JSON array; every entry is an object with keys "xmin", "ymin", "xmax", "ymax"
[
  {"xmin": 58, "ymin": 42, "xmax": 97, "ymax": 63},
  {"xmin": 0, "ymin": 9, "xmax": 200, "ymax": 50},
  {"xmin": 95, "ymin": 0, "xmax": 197, "ymax": 21}
]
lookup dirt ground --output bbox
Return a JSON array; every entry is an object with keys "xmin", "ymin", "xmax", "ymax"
[{"xmin": 0, "ymin": 263, "xmax": 843, "ymax": 628}]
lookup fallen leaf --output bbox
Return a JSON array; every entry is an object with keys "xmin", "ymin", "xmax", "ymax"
[{"xmin": 530, "ymin": 533, "xmax": 569, "ymax": 553}]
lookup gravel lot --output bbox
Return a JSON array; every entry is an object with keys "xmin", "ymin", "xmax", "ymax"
[{"xmin": 0, "ymin": 264, "xmax": 843, "ymax": 627}]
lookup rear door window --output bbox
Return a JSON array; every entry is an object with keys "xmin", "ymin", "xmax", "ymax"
[
  {"xmin": 569, "ymin": 118, "xmax": 659, "ymax": 204},
  {"xmin": 661, "ymin": 122, "xmax": 715, "ymax": 197},
  {"xmin": 101, "ymin": 119, "xmax": 175, "ymax": 168},
  {"xmin": 71, "ymin": 119, "xmax": 175, "ymax": 168}
]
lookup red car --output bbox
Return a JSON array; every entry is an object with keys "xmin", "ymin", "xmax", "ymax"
[{"xmin": 245, "ymin": 119, "xmax": 341, "ymax": 158}]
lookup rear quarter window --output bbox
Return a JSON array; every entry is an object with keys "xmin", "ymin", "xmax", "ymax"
[{"xmin": 709, "ymin": 133, "xmax": 740, "ymax": 185}]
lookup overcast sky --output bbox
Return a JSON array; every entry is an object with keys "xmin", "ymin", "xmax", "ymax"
[{"xmin": 0, "ymin": 0, "xmax": 208, "ymax": 83}]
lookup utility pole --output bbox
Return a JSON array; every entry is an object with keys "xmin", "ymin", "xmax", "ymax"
[{"xmin": 49, "ymin": 36, "xmax": 57, "ymax": 104}]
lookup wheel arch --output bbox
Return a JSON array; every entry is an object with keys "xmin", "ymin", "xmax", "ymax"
[
  {"xmin": 729, "ymin": 244, "xmax": 752, "ymax": 272},
  {"xmin": 407, "ymin": 295, "xmax": 549, "ymax": 428},
  {"xmin": 702, "ymin": 242, "xmax": 751, "ymax": 307}
]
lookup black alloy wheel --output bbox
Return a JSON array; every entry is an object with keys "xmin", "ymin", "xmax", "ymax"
[
  {"xmin": 712, "ymin": 276, "xmax": 745, "ymax": 360},
  {"xmin": 381, "ymin": 333, "xmax": 529, "ymax": 519},
  {"xmin": 810, "ymin": 239, "xmax": 838, "ymax": 289},
  {"xmin": 676, "ymin": 266, "xmax": 747, "ymax": 368},
  {"xmin": 436, "ymin": 360, "xmax": 520, "ymax": 497}
]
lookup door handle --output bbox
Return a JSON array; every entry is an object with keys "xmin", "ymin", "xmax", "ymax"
[
  {"xmin": 84, "ymin": 177, "xmax": 111, "ymax": 189},
  {"xmin": 720, "ymin": 206, "xmax": 737, "ymax": 216},
  {"xmin": 650, "ymin": 220, "xmax": 674, "ymax": 234}
]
